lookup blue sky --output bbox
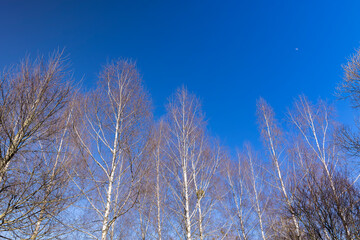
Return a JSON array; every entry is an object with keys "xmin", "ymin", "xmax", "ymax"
[{"xmin": 1, "ymin": 0, "xmax": 360, "ymax": 149}]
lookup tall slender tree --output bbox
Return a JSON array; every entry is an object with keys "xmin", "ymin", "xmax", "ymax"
[
  {"xmin": 257, "ymin": 98, "xmax": 301, "ymax": 239},
  {"xmin": 72, "ymin": 59, "xmax": 152, "ymax": 239},
  {"xmin": 163, "ymin": 87, "xmax": 221, "ymax": 240}
]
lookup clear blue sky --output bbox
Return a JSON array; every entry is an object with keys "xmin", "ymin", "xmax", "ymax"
[{"xmin": 1, "ymin": 0, "xmax": 360, "ymax": 148}]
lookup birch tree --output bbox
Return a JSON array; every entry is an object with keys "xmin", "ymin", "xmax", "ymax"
[
  {"xmin": 224, "ymin": 145, "xmax": 271, "ymax": 240},
  {"xmin": 151, "ymin": 120, "xmax": 167, "ymax": 240},
  {"xmin": 72, "ymin": 59, "xmax": 152, "ymax": 240},
  {"xmin": 133, "ymin": 163, "xmax": 154, "ymax": 240},
  {"xmin": 242, "ymin": 145, "xmax": 269, "ymax": 240},
  {"xmin": 257, "ymin": 98, "xmax": 301, "ymax": 239},
  {"xmin": 224, "ymin": 157, "xmax": 250, "ymax": 240},
  {"xmin": 163, "ymin": 87, "xmax": 221, "ymax": 240},
  {"xmin": 130, "ymin": 120, "xmax": 169, "ymax": 240}
]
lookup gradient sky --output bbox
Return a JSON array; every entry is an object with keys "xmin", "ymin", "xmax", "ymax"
[{"xmin": 1, "ymin": 0, "xmax": 360, "ymax": 149}]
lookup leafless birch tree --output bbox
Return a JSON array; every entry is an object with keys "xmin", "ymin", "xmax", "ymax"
[
  {"xmin": 224, "ymin": 144, "xmax": 271, "ymax": 240},
  {"xmin": 224, "ymin": 157, "xmax": 250, "ymax": 240},
  {"xmin": 151, "ymin": 120, "xmax": 167, "ymax": 240},
  {"xmin": 72, "ymin": 59, "xmax": 152, "ymax": 240},
  {"xmin": 257, "ymin": 98, "xmax": 301, "ymax": 239},
  {"xmin": 242, "ymin": 146, "xmax": 270, "ymax": 240},
  {"xmin": 163, "ymin": 87, "xmax": 221, "ymax": 240}
]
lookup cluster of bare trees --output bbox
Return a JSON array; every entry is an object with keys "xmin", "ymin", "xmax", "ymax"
[{"xmin": 0, "ymin": 49, "xmax": 359, "ymax": 240}]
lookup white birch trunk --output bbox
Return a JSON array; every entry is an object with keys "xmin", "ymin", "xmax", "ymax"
[
  {"xmin": 156, "ymin": 147, "xmax": 162, "ymax": 240},
  {"xmin": 261, "ymin": 106, "xmax": 301, "ymax": 239},
  {"xmin": 183, "ymin": 163, "xmax": 192, "ymax": 240}
]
